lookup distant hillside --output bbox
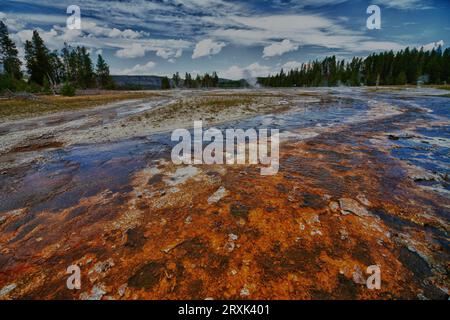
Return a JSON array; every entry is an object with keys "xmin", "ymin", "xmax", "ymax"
[
  {"xmin": 111, "ymin": 75, "xmax": 165, "ymax": 90},
  {"xmin": 218, "ymin": 78, "xmax": 250, "ymax": 88},
  {"xmin": 111, "ymin": 75, "xmax": 249, "ymax": 89}
]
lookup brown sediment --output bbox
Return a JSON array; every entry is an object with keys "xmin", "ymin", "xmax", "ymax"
[
  {"xmin": 10, "ymin": 141, "xmax": 63, "ymax": 153},
  {"xmin": 0, "ymin": 89, "xmax": 448, "ymax": 300}
]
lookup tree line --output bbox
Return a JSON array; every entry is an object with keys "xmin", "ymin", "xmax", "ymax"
[
  {"xmin": 0, "ymin": 20, "xmax": 113, "ymax": 95},
  {"xmin": 162, "ymin": 71, "xmax": 219, "ymax": 89},
  {"xmin": 259, "ymin": 46, "xmax": 450, "ymax": 87}
]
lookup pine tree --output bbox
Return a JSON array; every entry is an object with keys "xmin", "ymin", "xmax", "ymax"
[
  {"xmin": 212, "ymin": 71, "xmax": 219, "ymax": 87},
  {"xmin": 79, "ymin": 46, "xmax": 94, "ymax": 88},
  {"xmin": 259, "ymin": 46, "xmax": 449, "ymax": 87},
  {"xmin": 185, "ymin": 73, "xmax": 191, "ymax": 88},
  {"xmin": 195, "ymin": 74, "xmax": 201, "ymax": 88},
  {"xmin": 172, "ymin": 72, "xmax": 180, "ymax": 87},
  {"xmin": 96, "ymin": 54, "xmax": 112, "ymax": 88},
  {"xmin": 24, "ymin": 30, "xmax": 52, "ymax": 85},
  {"xmin": 161, "ymin": 76, "xmax": 171, "ymax": 90},
  {"xmin": 443, "ymin": 48, "xmax": 450, "ymax": 84},
  {"xmin": 0, "ymin": 21, "xmax": 22, "ymax": 79}
]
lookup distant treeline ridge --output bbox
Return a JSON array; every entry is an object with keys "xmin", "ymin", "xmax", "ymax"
[{"xmin": 258, "ymin": 46, "xmax": 450, "ymax": 87}]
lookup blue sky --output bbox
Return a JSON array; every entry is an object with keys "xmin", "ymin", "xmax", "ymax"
[{"xmin": 1, "ymin": 0, "xmax": 449, "ymax": 79}]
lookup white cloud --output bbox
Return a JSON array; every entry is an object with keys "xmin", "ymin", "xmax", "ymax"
[
  {"xmin": 156, "ymin": 48, "xmax": 183, "ymax": 60},
  {"xmin": 220, "ymin": 62, "xmax": 272, "ymax": 80},
  {"xmin": 16, "ymin": 28, "xmax": 59, "ymax": 47},
  {"xmin": 281, "ymin": 61, "xmax": 304, "ymax": 71},
  {"xmin": 211, "ymin": 14, "xmax": 409, "ymax": 55},
  {"xmin": 263, "ymin": 39, "xmax": 299, "ymax": 58},
  {"xmin": 374, "ymin": 0, "xmax": 432, "ymax": 10},
  {"xmin": 115, "ymin": 43, "xmax": 146, "ymax": 58},
  {"xmin": 3, "ymin": 0, "xmax": 430, "ymax": 73},
  {"xmin": 108, "ymin": 28, "xmax": 142, "ymax": 39},
  {"xmin": 114, "ymin": 40, "xmax": 189, "ymax": 59},
  {"xmin": 192, "ymin": 39, "xmax": 226, "ymax": 59},
  {"xmin": 116, "ymin": 61, "xmax": 156, "ymax": 75},
  {"xmin": 0, "ymin": 12, "xmax": 25, "ymax": 32},
  {"xmin": 272, "ymin": 0, "xmax": 349, "ymax": 8},
  {"xmin": 351, "ymin": 41, "xmax": 406, "ymax": 52},
  {"xmin": 420, "ymin": 40, "xmax": 444, "ymax": 51}
]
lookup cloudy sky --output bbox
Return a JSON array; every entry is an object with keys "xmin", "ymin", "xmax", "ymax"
[{"xmin": 1, "ymin": 0, "xmax": 449, "ymax": 79}]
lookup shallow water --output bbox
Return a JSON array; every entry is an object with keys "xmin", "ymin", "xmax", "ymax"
[{"xmin": 1, "ymin": 89, "xmax": 448, "ymax": 215}]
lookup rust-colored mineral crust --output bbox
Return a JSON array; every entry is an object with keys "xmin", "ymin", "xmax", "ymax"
[{"xmin": 0, "ymin": 89, "xmax": 448, "ymax": 300}]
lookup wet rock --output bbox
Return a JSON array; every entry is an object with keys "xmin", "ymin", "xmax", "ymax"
[
  {"xmin": 352, "ymin": 266, "xmax": 366, "ymax": 285},
  {"xmin": 128, "ymin": 261, "xmax": 165, "ymax": 290},
  {"xmin": 388, "ymin": 133, "xmax": 415, "ymax": 141},
  {"xmin": 308, "ymin": 215, "xmax": 320, "ymax": 224},
  {"xmin": 228, "ymin": 233, "xmax": 238, "ymax": 241},
  {"xmin": 81, "ymin": 284, "xmax": 106, "ymax": 300},
  {"xmin": 230, "ymin": 203, "xmax": 250, "ymax": 219},
  {"xmin": 118, "ymin": 284, "xmax": 127, "ymax": 297},
  {"xmin": 225, "ymin": 233, "xmax": 238, "ymax": 252},
  {"xmin": 66, "ymin": 206, "xmax": 88, "ymax": 220},
  {"xmin": 388, "ymin": 134, "xmax": 400, "ymax": 141},
  {"xmin": 161, "ymin": 241, "xmax": 184, "ymax": 254},
  {"xmin": 147, "ymin": 174, "xmax": 163, "ymax": 185},
  {"xmin": 207, "ymin": 187, "xmax": 228, "ymax": 204},
  {"xmin": 90, "ymin": 259, "xmax": 115, "ymax": 275},
  {"xmin": 0, "ymin": 283, "xmax": 16, "ymax": 297},
  {"xmin": 356, "ymin": 194, "xmax": 371, "ymax": 206},
  {"xmin": 411, "ymin": 173, "xmax": 436, "ymax": 182},
  {"xmin": 276, "ymin": 183, "xmax": 288, "ymax": 193},
  {"xmin": 421, "ymin": 284, "xmax": 449, "ymax": 300},
  {"xmin": 165, "ymin": 166, "xmax": 199, "ymax": 186},
  {"xmin": 398, "ymin": 247, "xmax": 432, "ymax": 279},
  {"xmin": 339, "ymin": 198, "xmax": 370, "ymax": 217},
  {"xmin": 417, "ymin": 293, "xmax": 428, "ymax": 300},
  {"xmin": 225, "ymin": 241, "xmax": 235, "ymax": 252},
  {"xmin": 339, "ymin": 228, "xmax": 348, "ymax": 240},
  {"xmin": 299, "ymin": 192, "xmax": 327, "ymax": 209},
  {"xmin": 240, "ymin": 286, "xmax": 250, "ymax": 297},
  {"xmin": 328, "ymin": 201, "xmax": 339, "ymax": 212},
  {"xmin": 125, "ymin": 228, "xmax": 146, "ymax": 249},
  {"xmin": 335, "ymin": 274, "xmax": 358, "ymax": 299}
]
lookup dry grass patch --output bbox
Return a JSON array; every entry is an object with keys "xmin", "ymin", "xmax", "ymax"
[
  {"xmin": 137, "ymin": 96, "xmax": 257, "ymax": 122},
  {"xmin": 0, "ymin": 91, "xmax": 163, "ymax": 120}
]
